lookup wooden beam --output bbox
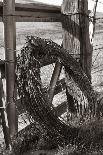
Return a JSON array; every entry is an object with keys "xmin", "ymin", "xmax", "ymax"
[
  {"xmin": 0, "ymin": 1, "xmax": 61, "ymax": 22},
  {"xmin": 15, "ymin": 2, "xmax": 60, "ymax": 13},
  {"xmin": 3, "ymin": 0, "xmax": 18, "ymax": 140},
  {"xmin": 15, "ymin": 12, "xmax": 61, "ymax": 22},
  {"xmin": 0, "ymin": 1, "xmax": 61, "ymax": 13},
  {"xmin": 15, "ymin": 3, "xmax": 61, "ymax": 22}
]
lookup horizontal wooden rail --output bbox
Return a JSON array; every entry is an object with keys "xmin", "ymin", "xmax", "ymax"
[{"xmin": 0, "ymin": 2, "xmax": 61, "ymax": 22}]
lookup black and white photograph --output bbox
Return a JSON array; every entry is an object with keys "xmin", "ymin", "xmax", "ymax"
[{"xmin": 0, "ymin": 0, "xmax": 103, "ymax": 154}]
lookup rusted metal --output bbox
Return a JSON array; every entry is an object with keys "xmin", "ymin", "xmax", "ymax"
[{"xmin": 3, "ymin": 0, "xmax": 18, "ymax": 139}]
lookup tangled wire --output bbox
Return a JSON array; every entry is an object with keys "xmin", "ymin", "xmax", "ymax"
[{"xmin": 16, "ymin": 36, "xmax": 98, "ymax": 147}]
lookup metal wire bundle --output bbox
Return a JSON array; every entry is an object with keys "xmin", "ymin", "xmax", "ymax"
[{"xmin": 16, "ymin": 36, "xmax": 98, "ymax": 149}]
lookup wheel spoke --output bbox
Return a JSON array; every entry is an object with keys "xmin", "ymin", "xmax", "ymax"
[{"xmin": 48, "ymin": 60, "xmax": 62, "ymax": 105}]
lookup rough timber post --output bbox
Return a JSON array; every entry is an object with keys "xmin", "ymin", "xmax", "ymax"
[
  {"xmin": 61, "ymin": 0, "xmax": 80, "ymax": 117},
  {"xmin": 61, "ymin": 0, "xmax": 92, "ymax": 116},
  {"xmin": 61, "ymin": 0, "xmax": 92, "ymax": 79},
  {"xmin": 3, "ymin": 0, "xmax": 18, "ymax": 140},
  {"xmin": 61, "ymin": 0, "xmax": 80, "ymax": 58}
]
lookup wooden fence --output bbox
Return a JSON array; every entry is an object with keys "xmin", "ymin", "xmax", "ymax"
[
  {"xmin": 0, "ymin": 0, "xmax": 92, "ymax": 150},
  {"xmin": 0, "ymin": 0, "xmax": 62, "ymax": 148}
]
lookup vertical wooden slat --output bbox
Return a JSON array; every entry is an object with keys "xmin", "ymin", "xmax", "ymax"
[{"xmin": 3, "ymin": 0, "xmax": 18, "ymax": 140}]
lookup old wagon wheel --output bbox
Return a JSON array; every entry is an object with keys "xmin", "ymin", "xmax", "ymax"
[{"xmin": 15, "ymin": 36, "xmax": 98, "ymax": 152}]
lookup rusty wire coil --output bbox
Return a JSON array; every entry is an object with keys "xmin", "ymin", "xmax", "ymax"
[{"xmin": 15, "ymin": 36, "xmax": 98, "ymax": 152}]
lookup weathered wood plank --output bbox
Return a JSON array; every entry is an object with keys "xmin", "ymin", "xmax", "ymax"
[
  {"xmin": 15, "ymin": 2, "xmax": 60, "ymax": 12},
  {"xmin": 0, "ymin": 1, "xmax": 61, "ymax": 22},
  {"xmin": 0, "ymin": 2, "xmax": 61, "ymax": 13},
  {"xmin": 15, "ymin": 11, "xmax": 61, "ymax": 22},
  {"xmin": 15, "ymin": 16, "xmax": 60, "ymax": 22}
]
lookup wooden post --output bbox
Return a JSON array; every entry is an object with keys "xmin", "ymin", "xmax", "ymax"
[
  {"xmin": 79, "ymin": 0, "xmax": 92, "ymax": 80},
  {"xmin": 61, "ymin": 0, "xmax": 80, "ymax": 117},
  {"xmin": 61, "ymin": 0, "xmax": 92, "ymax": 79},
  {"xmin": 61, "ymin": 0, "xmax": 80, "ymax": 58},
  {"xmin": 61, "ymin": 0, "xmax": 92, "ymax": 117},
  {"xmin": 3, "ymin": 0, "xmax": 18, "ymax": 140}
]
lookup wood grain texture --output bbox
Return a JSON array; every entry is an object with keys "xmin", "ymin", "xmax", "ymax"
[{"xmin": 61, "ymin": 0, "xmax": 81, "ymax": 113}]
